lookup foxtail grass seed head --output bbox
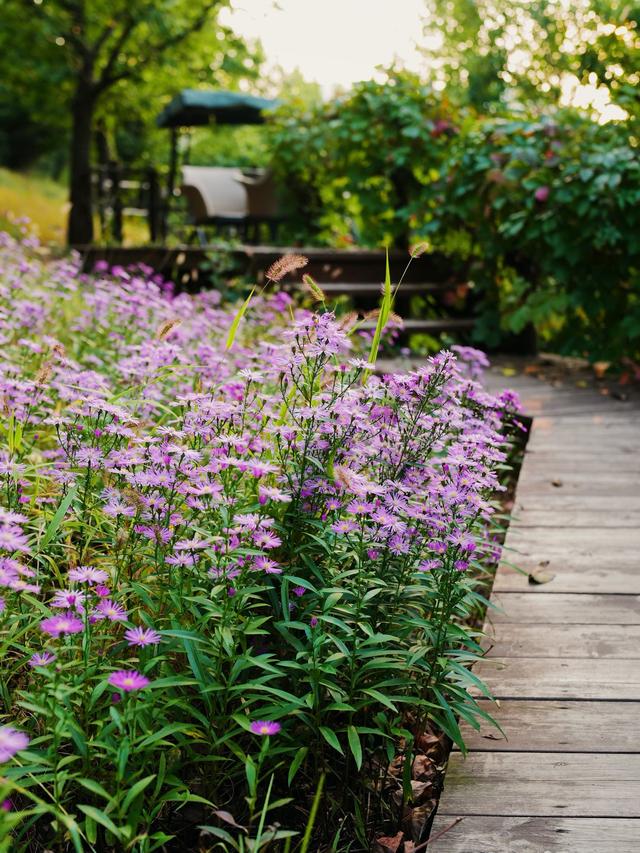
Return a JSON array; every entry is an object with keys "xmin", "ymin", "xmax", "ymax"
[
  {"xmin": 409, "ymin": 242, "xmax": 429, "ymax": 258},
  {"xmin": 155, "ymin": 318, "xmax": 182, "ymax": 340},
  {"xmin": 265, "ymin": 254, "xmax": 308, "ymax": 282},
  {"xmin": 302, "ymin": 274, "xmax": 326, "ymax": 302}
]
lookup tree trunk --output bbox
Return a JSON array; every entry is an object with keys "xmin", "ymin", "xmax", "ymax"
[{"xmin": 67, "ymin": 85, "xmax": 96, "ymax": 246}]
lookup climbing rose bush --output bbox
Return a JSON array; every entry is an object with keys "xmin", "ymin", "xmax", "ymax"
[{"xmin": 0, "ymin": 234, "xmax": 518, "ymax": 851}]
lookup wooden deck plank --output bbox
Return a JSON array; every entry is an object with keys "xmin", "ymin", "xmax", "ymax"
[
  {"xmin": 438, "ymin": 753, "xmax": 640, "ymax": 817},
  {"xmin": 483, "ymin": 623, "xmax": 640, "ymax": 658},
  {"xmin": 456, "ymin": 700, "xmax": 640, "ymax": 752},
  {"xmin": 512, "ymin": 507, "xmax": 640, "ymax": 528},
  {"xmin": 432, "ymin": 375, "xmax": 640, "ymax": 851},
  {"xmin": 488, "ymin": 593, "xmax": 640, "ymax": 625},
  {"xmin": 427, "ymin": 816, "xmax": 640, "ymax": 852},
  {"xmin": 494, "ymin": 525, "xmax": 640, "ymax": 592},
  {"xmin": 472, "ymin": 657, "xmax": 640, "ymax": 700}
]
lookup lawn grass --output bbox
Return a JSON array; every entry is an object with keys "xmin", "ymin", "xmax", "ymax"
[{"xmin": 0, "ymin": 167, "xmax": 67, "ymax": 244}]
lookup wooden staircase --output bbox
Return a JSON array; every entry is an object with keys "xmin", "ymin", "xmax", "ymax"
[
  {"xmin": 243, "ymin": 246, "xmax": 475, "ymax": 342},
  {"xmin": 81, "ymin": 243, "xmax": 477, "ymax": 344}
]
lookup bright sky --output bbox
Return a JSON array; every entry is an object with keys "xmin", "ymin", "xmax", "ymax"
[
  {"xmin": 221, "ymin": 0, "xmax": 427, "ymax": 94},
  {"xmin": 221, "ymin": 0, "xmax": 626, "ymax": 121}
]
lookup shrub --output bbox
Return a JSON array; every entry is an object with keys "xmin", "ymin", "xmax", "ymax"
[
  {"xmin": 423, "ymin": 112, "xmax": 640, "ymax": 360},
  {"xmin": 269, "ymin": 73, "xmax": 640, "ymax": 363},
  {"xmin": 0, "ymin": 235, "xmax": 517, "ymax": 851}
]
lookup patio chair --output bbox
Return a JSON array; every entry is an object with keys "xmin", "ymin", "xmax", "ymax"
[
  {"xmin": 180, "ymin": 166, "xmax": 248, "ymax": 243},
  {"xmin": 234, "ymin": 170, "xmax": 283, "ymax": 242}
]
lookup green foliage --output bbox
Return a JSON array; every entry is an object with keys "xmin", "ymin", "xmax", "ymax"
[
  {"xmin": 0, "ymin": 0, "xmax": 259, "ymax": 173},
  {"xmin": 423, "ymin": 1, "xmax": 640, "ymax": 121},
  {"xmin": 0, "ymin": 238, "xmax": 515, "ymax": 850},
  {"xmin": 270, "ymin": 68, "xmax": 639, "ymax": 362},
  {"xmin": 269, "ymin": 70, "xmax": 460, "ymax": 247},
  {"xmin": 422, "ymin": 112, "xmax": 640, "ymax": 360}
]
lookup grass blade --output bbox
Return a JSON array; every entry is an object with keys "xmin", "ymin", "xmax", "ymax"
[
  {"xmin": 226, "ymin": 287, "xmax": 256, "ymax": 350},
  {"xmin": 40, "ymin": 484, "xmax": 78, "ymax": 548}
]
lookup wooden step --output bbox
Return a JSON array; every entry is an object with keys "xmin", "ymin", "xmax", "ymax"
[
  {"xmin": 286, "ymin": 281, "xmax": 459, "ymax": 296},
  {"xmin": 361, "ymin": 317, "xmax": 475, "ymax": 333},
  {"xmin": 428, "ymin": 816, "xmax": 640, "ymax": 852}
]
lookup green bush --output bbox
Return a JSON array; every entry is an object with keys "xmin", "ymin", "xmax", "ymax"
[{"xmin": 269, "ymin": 72, "xmax": 640, "ymax": 363}]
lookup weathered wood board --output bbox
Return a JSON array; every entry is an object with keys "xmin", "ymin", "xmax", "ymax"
[
  {"xmin": 472, "ymin": 657, "xmax": 640, "ymax": 700},
  {"xmin": 483, "ymin": 622, "xmax": 640, "ymax": 658},
  {"xmin": 427, "ymin": 817, "xmax": 640, "ymax": 853},
  {"xmin": 438, "ymin": 753, "xmax": 640, "ymax": 817},
  {"xmin": 433, "ymin": 371, "xmax": 640, "ymax": 852},
  {"xmin": 488, "ymin": 593, "xmax": 640, "ymax": 624},
  {"xmin": 456, "ymin": 700, "xmax": 640, "ymax": 752}
]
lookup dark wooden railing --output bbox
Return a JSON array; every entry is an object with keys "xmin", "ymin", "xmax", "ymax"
[{"xmin": 92, "ymin": 163, "xmax": 163, "ymax": 244}]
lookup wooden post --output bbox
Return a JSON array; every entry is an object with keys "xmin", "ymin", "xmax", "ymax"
[
  {"xmin": 147, "ymin": 167, "xmax": 159, "ymax": 244},
  {"xmin": 110, "ymin": 161, "xmax": 123, "ymax": 245},
  {"xmin": 162, "ymin": 126, "xmax": 179, "ymax": 240}
]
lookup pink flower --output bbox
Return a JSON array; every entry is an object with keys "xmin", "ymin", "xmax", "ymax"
[
  {"xmin": 0, "ymin": 727, "xmax": 29, "ymax": 762},
  {"xmin": 253, "ymin": 555, "xmax": 282, "ymax": 574},
  {"xmin": 94, "ymin": 599, "xmax": 128, "ymax": 622},
  {"xmin": 29, "ymin": 651, "xmax": 56, "ymax": 667},
  {"xmin": 107, "ymin": 670, "xmax": 150, "ymax": 692},
  {"xmin": 40, "ymin": 614, "xmax": 84, "ymax": 637},
  {"xmin": 50, "ymin": 589, "xmax": 85, "ymax": 611},
  {"xmin": 249, "ymin": 720, "xmax": 281, "ymax": 736},
  {"xmin": 124, "ymin": 627, "xmax": 162, "ymax": 647},
  {"xmin": 534, "ymin": 185, "xmax": 550, "ymax": 202},
  {"xmin": 68, "ymin": 566, "xmax": 109, "ymax": 584}
]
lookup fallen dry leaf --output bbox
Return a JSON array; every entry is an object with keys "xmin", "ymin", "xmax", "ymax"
[
  {"xmin": 528, "ymin": 570, "xmax": 556, "ymax": 585},
  {"xmin": 410, "ymin": 780, "xmax": 433, "ymax": 805},
  {"xmin": 372, "ymin": 831, "xmax": 404, "ymax": 853},
  {"xmin": 412, "ymin": 754, "xmax": 435, "ymax": 781}
]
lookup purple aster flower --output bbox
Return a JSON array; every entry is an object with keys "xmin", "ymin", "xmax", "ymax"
[
  {"xmin": 107, "ymin": 670, "xmax": 150, "ymax": 692},
  {"xmin": 124, "ymin": 626, "xmax": 162, "ymax": 647},
  {"xmin": 29, "ymin": 651, "xmax": 56, "ymax": 667},
  {"xmin": 94, "ymin": 599, "xmax": 128, "ymax": 622},
  {"xmin": 40, "ymin": 614, "xmax": 84, "ymax": 637},
  {"xmin": 50, "ymin": 589, "xmax": 85, "ymax": 611},
  {"xmin": 68, "ymin": 566, "xmax": 109, "ymax": 584},
  {"xmin": 346, "ymin": 499, "xmax": 374, "ymax": 515},
  {"xmin": 0, "ymin": 727, "xmax": 29, "ymax": 762},
  {"xmin": 252, "ymin": 530, "xmax": 282, "ymax": 549},
  {"xmin": 253, "ymin": 555, "xmax": 282, "ymax": 574},
  {"xmin": 292, "ymin": 586, "xmax": 305, "ymax": 597},
  {"xmin": 331, "ymin": 520, "xmax": 357, "ymax": 535},
  {"xmin": 249, "ymin": 720, "xmax": 281, "ymax": 736}
]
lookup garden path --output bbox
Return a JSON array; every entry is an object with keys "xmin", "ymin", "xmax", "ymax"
[{"xmin": 429, "ymin": 368, "xmax": 640, "ymax": 853}]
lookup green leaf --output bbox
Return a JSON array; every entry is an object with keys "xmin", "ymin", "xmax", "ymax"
[
  {"xmin": 364, "ymin": 246, "xmax": 392, "ymax": 375},
  {"xmin": 121, "ymin": 774, "xmax": 156, "ymax": 813},
  {"xmin": 40, "ymin": 484, "xmax": 78, "ymax": 547},
  {"xmin": 287, "ymin": 746, "xmax": 308, "ymax": 786},
  {"xmin": 318, "ymin": 726, "xmax": 343, "ymax": 754},
  {"xmin": 77, "ymin": 777, "xmax": 112, "ymax": 803},
  {"xmin": 225, "ymin": 286, "xmax": 255, "ymax": 349},
  {"xmin": 347, "ymin": 725, "xmax": 363, "ymax": 770},
  {"xmin": 77, "ymin": 805, "xmax": 122, "ymax": 840}
]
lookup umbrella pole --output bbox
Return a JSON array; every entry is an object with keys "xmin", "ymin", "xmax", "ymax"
[{"xmin": 163, "ymin": 127, "xmax": 178, "ymax": 240}]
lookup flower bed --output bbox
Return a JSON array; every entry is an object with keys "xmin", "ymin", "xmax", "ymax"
[{"xmin": 0, "ymin": 235, "xmax": 518, "ymax": 851}]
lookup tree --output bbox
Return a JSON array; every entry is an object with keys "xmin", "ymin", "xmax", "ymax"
[
  {"xmin": 5, "ymin": 0, "xmax": 247, "ymax": 245},
  {"xmin": 422, "ymin": 1, "xmax": 640, "ymax": 120}
]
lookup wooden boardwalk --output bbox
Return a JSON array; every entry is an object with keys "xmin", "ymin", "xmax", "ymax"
[{"xmin": 430, "ymin": 371, "xmax": 640, "ymax": 852}]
